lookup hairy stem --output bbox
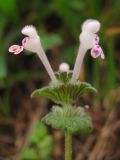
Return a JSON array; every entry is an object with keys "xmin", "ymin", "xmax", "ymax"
[{"xmin": 65, "ymin": 131, "xmax": 72, "ymax": 160}]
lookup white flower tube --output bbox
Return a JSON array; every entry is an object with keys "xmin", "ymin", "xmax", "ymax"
[
  {"xmin": 21, "ymin": 25, "xmax": 57, "ymax": 82},
  {"xmin": 71, "ymin": 45, "xmax": 87, "ymax": 82},
  {"xmin": 71, "ymin": 19, "xmax": 102, "ymax": 82}
]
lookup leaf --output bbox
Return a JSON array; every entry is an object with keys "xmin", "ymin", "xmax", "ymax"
[
  {"xmin": 30, "ymin": 122, "xmax": 48, "ymax": 144},
  {"xmin": 39, "ymin": 30, "xmax": 62, "ymax": 50},
  {"xmin": 0, "ymin": 15, "xmax": 7, "ymax": 40},
  {"xmin": 42, "ymin": 112, "xmax": 92, "ymax": 135},
  {"xmin": 0, "ymin": 15, "xmax": 7, "ymax": 79},
  {"xmin": 0, "ymin": 0, "xmax": 19, "ymax": 22},
  {"xmin": 53, "ymin": 0, "xmax": 82, "ymax": 37},
  {"xmin": 20, "ymin": 122, "xmax": 53, "ymax": 160},
  {"xmin": 61, "ymin": 45, "xmax": 77, "ymax": 65},
  {"xmin": 0, "ymin": 45, "xmax": 7, "ymax": 79},
  {"xmin": 37, "ymin": 136, "xmax": 53, "ymax": 159},
  {"xmin": 31, "ymin": 80, "xmax": 97, "ymax": 105},
  {"xmin": 20, "ymin": 148, "xmax": 37, "ymax": 159}
]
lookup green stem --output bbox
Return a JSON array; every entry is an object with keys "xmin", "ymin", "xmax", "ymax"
[{"xmin": 65, "ymin": 131, "xmax": 72, "ymax": 160}]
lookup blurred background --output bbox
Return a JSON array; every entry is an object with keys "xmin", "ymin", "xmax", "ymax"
[{"xmin": 0, "ymin": 0, "xmax": 120, "ymax": 159}]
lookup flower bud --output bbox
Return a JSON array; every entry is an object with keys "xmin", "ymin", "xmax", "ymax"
[{"xmin": 59, "ymin": 63, "xmax": 70, "ymax": 72}]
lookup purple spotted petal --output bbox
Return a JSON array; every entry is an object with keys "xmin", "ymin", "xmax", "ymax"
[
  {"xmin": 22, "ymin": 37, "xmax": 29, "ymax": 48},
  {"xmin": 94, "ymin": 35, "xmax": 99, "ymax": 44},
  {"xmin": 91, "ymin": 45, "xmax": 105, "ymax": 59},
  {"xmin": 9, "ymin": 45, "xmax": 23, "ymax": 55}
]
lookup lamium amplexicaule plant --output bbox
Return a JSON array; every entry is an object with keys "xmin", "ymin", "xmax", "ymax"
[{"xmin": 9, "ymin": 19, "xmax": 104, "ymax": 160}]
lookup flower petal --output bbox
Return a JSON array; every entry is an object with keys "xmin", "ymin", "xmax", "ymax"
[
  {"xmin": 91, "ymin": 45, "xmax": 104, "ymax": 59},
  {"xmin": 22, "ymin": 36, "xmax": 41, "ymax": 53},
  {"xmin": 9, "ymin": 45, "xmax": 23, "ymax": 55},
  {"xmin": 100, "ymin": 50, "xmax": 105, "ymax": 59},
  {"xmin": 22, "ymin": 37, "xmax": 29, "ymax": 48},
  {"xmin": 94, "ymin": 35, "xmax": 99, "ymax": 44},
  {"xmin": 82, "ymin": 19, "xmax": 100, "ymax": 33},
  {"xmin": 9, "ymin": 45, "xmax": 19, "ymax": 52},
  {"xmin": 21, "ymin": 25, "xmax": 38, "ymax": 38}
]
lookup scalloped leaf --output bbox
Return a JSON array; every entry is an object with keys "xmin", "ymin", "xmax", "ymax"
[
  {"xmin": 42, "ymin": 112, "xmax": 92, "ymax": 135},
  {"xmin": 31, "ymin": 82, "xmax": 97, "ymax": 105}
]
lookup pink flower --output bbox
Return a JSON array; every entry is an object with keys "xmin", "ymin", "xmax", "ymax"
[
  {"xmin": 8, "ymin": 25, "xmax": 40, "ymax": 56},
  {"xmin": 8, "ymin": 37, "xmax": 29, "ymax": 55},
  {"xmin": 91, "ymin": 44, "xmax": 104, "ymax": 59},
  {"xmin": 22, "ymin": 37, "xmax": 29, "ymax": 48},
  {"xmin": 8, "ymin": 25, "xmax": 57, "ymax": 82},
  {"xmin": 72, "ymin": 19, "xmax": 104, "ymax": 81},
  {"xmin": 9, "ymin": 45, "xmax": 23, "ymax": 55},
  {"xmin": 90, "ymin": 35, "xmax": 105, "ymax": 59},
  {"xmin": 94, "ymin": 35, "xmax": 99, "ymax": 44}
]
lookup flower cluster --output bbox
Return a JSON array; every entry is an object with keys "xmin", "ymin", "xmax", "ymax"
[{"xmin": 9, "ymin": 19, "xmax": 104, "ymax": 82}]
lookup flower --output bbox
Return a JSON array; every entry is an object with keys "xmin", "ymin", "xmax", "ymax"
[
  {"xmin": 21, "ymin": 25, "xmax": 41, "ymax": 53},
  {"xmin": 91, "ymin": 44, "xmax": 104, "ymax": 59},
  {"xmin": 81, "ymin": 19, "xmax": 100, "ymax": 33},
  {"xmin": 9, "ymin": 45, "xmax": 23, "ymax": 55},
  {"xmin": 59, "ymin": 63, "xmax": 70, "ymax": 72},
  {"xmin": 71, "ymin": 19, "xmax": 104, "ymax": 82},
  {"xmin": 8, "ymin": 25, "xmax": 57, "ymax": 82},
  {"xmin": 21, "ymin": 25, "xmax": 38, "ymax": 38},
  {"xmin": 80, "ymin": 19, "xmax": 101, "ymax": 50}
]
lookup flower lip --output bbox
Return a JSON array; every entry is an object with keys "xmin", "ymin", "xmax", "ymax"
[
  {"xmin": 8, "ymin": 45, "xmax": 23, "ymax": 55},
  {"xmin": 22, "ymin": 37, "xmax": 29, "ymax": 48},
  {"xmin": 21, "ymin": 25, "xmax": 38, "ymax": 38},
  {"xmin": 91, "ymin": 44, "xmax": 104, "ymax": 59}
]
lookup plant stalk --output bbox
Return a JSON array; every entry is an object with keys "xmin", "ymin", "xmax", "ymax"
[{"xmin": 65, "ymin": 131, "xmax": 72, "ymax": 160}]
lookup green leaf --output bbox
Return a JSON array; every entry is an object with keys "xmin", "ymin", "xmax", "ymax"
[
  {"xmin": 37, "ymin": 136, "xmax": 53, "ymax": 159},
  {"xmin": 39, "ymin": 30, "xmax": 62, "ymax": 51},
  {"xmin": 61, "ymin": 45, "xmax": 77, "ymax": 65},
  {"xmin": 31, "ymin": 80, "xmax": 97, "ymax": 105},
  {"xmin": 0, "ymin": 15, "xmax": 7, "ymax": 40},
  {"xmin": 0, "ymin": 45, "xmax": 7, "ymax": 79},
  {"xmin": 30, "ymin": 122, "xmax": 48, "ymax": 144},
  {"xmin": 53, "ymin": 0, "xmax": 82, "ymax": 37},
  {"xmin": 20, "ymin": 122, "xmax": 53, "ymax": 160},
  {"xmin": 20, "ymin": 148, "xmax": 37, "ymax": 159},
  {"xmin": 0, "ymin": 0, "xmax": 19, "ymax": 22},
  {"xmin": 42, "ymin": 112, "xmax": 92, "ymax": 135}
]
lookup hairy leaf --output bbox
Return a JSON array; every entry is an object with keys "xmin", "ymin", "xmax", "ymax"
[
  {"xmin": 31, "ymin": 80, "xmax": 97, "ymax": 105},
  {"xmin": 42, "ymin": 112, "xmax": 92, "ymax": 135}
]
